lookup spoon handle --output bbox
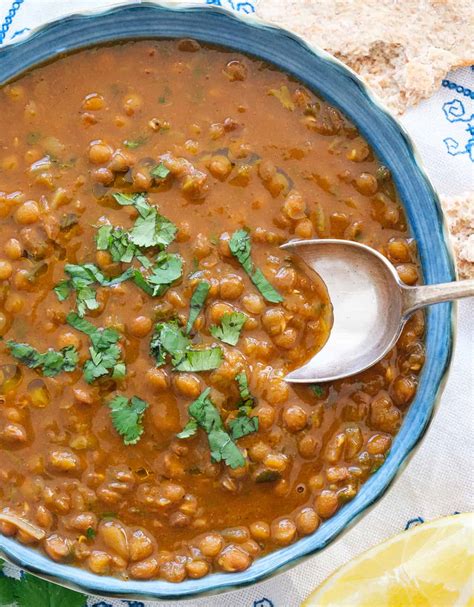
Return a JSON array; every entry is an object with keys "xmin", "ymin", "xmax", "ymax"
[{"xmin": 402, "ymin": 279, "xmax": 474, "ymax": 316}]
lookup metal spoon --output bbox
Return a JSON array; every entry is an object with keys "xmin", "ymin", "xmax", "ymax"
[{"xmin": 281, "ymin": 239, "xmax": 474, "ymax": 383}]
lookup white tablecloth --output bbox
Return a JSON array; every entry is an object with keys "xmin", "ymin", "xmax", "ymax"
[{"xmin": 1, "ymin": 2, "xmax": 473, "ymax": 606}]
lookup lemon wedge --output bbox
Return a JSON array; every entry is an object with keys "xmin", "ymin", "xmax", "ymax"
[{"xmin": 303, "ymin": 513, "xmax": 474, "ymax": 607}]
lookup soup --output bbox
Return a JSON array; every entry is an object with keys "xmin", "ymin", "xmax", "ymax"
[{"xmin": 0, "ymin": 40, "xmax": 424, "ymax": 582}]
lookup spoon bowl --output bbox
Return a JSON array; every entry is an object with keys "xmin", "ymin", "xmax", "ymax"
[{"xmin": 282, "ymin": 239, "xmax": 474, "ymax": 383}]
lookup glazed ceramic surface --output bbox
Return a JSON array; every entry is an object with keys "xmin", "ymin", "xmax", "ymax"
[{"xmin": 0, "ymin": 2, "xmax": 455, "ymax": 600}]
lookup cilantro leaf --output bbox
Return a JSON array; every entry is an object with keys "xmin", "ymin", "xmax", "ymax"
[
  {"xmin": 123, "ymin": 137, "xmax": 147, "ymax": 149},
  {"xmin": 54, "ymin": 280, "xmax": 72, "ymax": 301},
  {"xmin": 133, "ymin": 253, "xmax": 183, "ymax": 297},
  {"xmin": 229, "ymin": 372, "xmax": 258, "ymax": 440},
  {"xmin": 150, "ymin": 321, "xmax": 191, "ymax": 367},
  {"xmin": 150, "ymin": 321, "xmax": 222, "ymax": 372},
  {"xmin": 113, "ymin": 192, "xmax": 150, "ymax": 215},
  {"xmin": 235, "ymin": 371, "xmax": 255, "ymax": 409},
  {"xmin": 6, "ymin": 341, "xmax": 79, "ymax": 377},
  {"xmin": 112, "ymin": 192, "xmax": 177, "ymax": 249},
  {"xmin": 229, "ymin": 229, "xmax": 283, "ymax": 303},
  {"xmin": 186, "ymin": 280, "xmax": 210, "ymax": 334},
  {"xmin": 108, "ymin": 395, "xmax": 149, "ymax": 445},
  {"xmin": 177, "ymin": 388, "xmax": 245, "ymax": 469},
  {"xmin": 0, "ymin": 560, "xmax": 87, "ymax": 607},
  {"xmin": 151, "ymin": 162, "xmax": 171, "ymax": 179},
  {"xmin": 209, "ymin": 311, "xmax": 247, "ymax": 346},
  {"xmin": 17, "ymin": 572, "xmax": 86, "ymax": 607},
  {"xmin": 310, "ymin": 384, "xmax": 325, "ymax": 398},
  {"xmin": 229, "ymin": 414, "xmax": 259, "ymax": 440},
  {"xmin": 0, "ymin": 576, "xmax": 16, "ymax": 605},
  {"xmin": 67, "ymin": 313, "xmax": 126, "ymax": 384},
  {"xmin": 177, "ymin": 418, "xmax": 198, "ymax": 439},
  {"xmin": 54, "ymin": 263, "xmax": 133, "ymax": 317},
  {"xmin": 174, "ymin": 347, "xmax": 223, "ymax": 372}
]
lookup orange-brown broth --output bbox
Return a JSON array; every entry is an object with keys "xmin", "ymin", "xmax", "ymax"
[{"xmin": 0, "ymin": 40, "xmax": 424, "ymax": 581}]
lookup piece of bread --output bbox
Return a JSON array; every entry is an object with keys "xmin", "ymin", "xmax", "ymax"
[
  {"xmin": 257, "ymin": 0, "xmax": 474, "ymax": 115},
  {"xmin": 441, "ymin": 192, "xmax": 474, "ymax": 279}
]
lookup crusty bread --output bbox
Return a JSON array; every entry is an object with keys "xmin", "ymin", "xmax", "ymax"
[
  {"xmin": 257, "ymin": 0, "xmax": 474, "ymax": 115},
  {"xmin": 257, "ymin": 0, "xmax": 473, "ymax": 277},
  {"xmin": 441, "ymin": 193, "xmax": 474, "ymax": 279}
]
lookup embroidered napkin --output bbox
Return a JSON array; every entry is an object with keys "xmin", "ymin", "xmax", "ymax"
[{"xmin": 0, "ymin": 2, "xmax": 472, "ymax": 606}]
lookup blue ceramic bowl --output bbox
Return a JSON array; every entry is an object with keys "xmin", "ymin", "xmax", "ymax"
[{"xmin": 0, "ymin": 2, "xmax": 455, "ymax": 600}]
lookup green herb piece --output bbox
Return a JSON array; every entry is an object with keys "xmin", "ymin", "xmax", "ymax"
[
  {"xmin": 186, "ymin": 280, "xmax": 210, "ymax": 334},
  {"xmin": 174, "ymin": 347, "xmax": 223, "ymax": 372},
  {"xmin": 54, "ymin": 263, "xmax": 133, "ymax": 317},
  {"xmin": 123, "ymin": 136, "xmax": 147, "ymax": 149},
  {"xmin": 177, "ymin": 418, "xmax": 198, "ymax": 439},
  {"xmin": 6, "ymin": 340, "xmax": 78, "ymax": 377},
  {"xmin": 0, "ymin": 558, "xmax": 87, "ymax": 607},
  {"xmin": 108, "ymin": 395, "xmax": 149, "ymax": 445},
  {"xmin": 228, "ymin": 372, "xmax": 258, "ymax": 440},
  {"xmin": 151, "ymin": 162, "xmax": 171, "ymax": 179},
  {"xmin": 268, "ymin": 85, "xmax": 295, "ymax": 111},
  {"xmin": 96, "ymin": 225, "xmax": 152, "ymax": 268},
  {"xmin": 150, "ymin": 321, "xmax": 190, "ymax": 366},
  {"xmin": 133, "ymin": 252, "xmax": 183, "ymax": 297},
  {"xmin": 235, "ymin": 371, "xmax": 255, "ymax": 409},
  {"xmin": 209, "ymin": 233, "xmax": 218, "ymax": 246},
  {"xmin": 85, "ymin": 527, "xmax": 96, "ymax": 540},
  {"xmin": 177, "ymin": 388, "xmax": 245, "ymax": 469},
  {"xmin": 150, "ymin": 321, "xmax": 222, "ymax": 372},
  {"xmin": 112, "ymin": 192, "xmax": 177, "ymax": 249},
  {"xmin": 310, "ymin": 384, "xmax": 324, "ymax": 398},
  {"xmin": 210, "ymin": 311, "xmax": 247, "ymax": 346},
  {"xmin": 67, "ymin": 312, "xmax": 126, "ymax": 384},
  {"xmin": 229, "ymin": 229, "xmax": 283, "ymax": 303}
]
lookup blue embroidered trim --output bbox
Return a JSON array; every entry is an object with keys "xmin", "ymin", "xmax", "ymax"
[
  {"xmin": 442, "ymin": 99, "xmax": 474, "ymax": 161},
  {"xmin": 442, "ymin": 79, "xmax": 474, "ymax": 99},
  {"xmin": 254, "ymin": 599, "xmax": 275, "ymax": 607},
  {"xmin": 0, "ymin": 0, "xmax": 24, "ymax": 44},
  {"xmin": 205, "ymin": 0, "xmax": 256, "ymax": 12},
  {"xmin": 405, "ymin": 516, "xmax": 425, "ymax": 530}
]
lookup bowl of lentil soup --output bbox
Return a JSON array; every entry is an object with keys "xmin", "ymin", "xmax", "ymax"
[{"xmin": 0, "ymin": 2, "xmax": 455, "ymax": 600}]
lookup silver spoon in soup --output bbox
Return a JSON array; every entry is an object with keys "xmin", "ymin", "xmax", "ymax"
[{"xmin": 282, "ymin": 239, "xmax": 474, "ymax": 383}]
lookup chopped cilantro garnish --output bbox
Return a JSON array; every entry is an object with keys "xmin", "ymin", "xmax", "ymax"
[
  {"xmin": 112, "ymin": 192, "xmax": 177, "ymax": 249},
  {"xmin": 229, "ymin": 229, "xmax": 283, "ymax": 303},
  {"xmin": 54, "ymin": 263, "xmax": 133, "ymax": 317},
  {"xmin": 310, "ymin": 384, "xmax": 325, "ymax": 398},
  {"xmin": 96, "ymin": 225, "xmax": 151, "ymax": 268},
  {"xmin": 133, "ymin": 252, "xmax": 183, "ymax": 297},
  {"xmin": 186, "ymin": 280, "xmax": 210, "ymax": 334},
  {"xmin": 151, "ymin": 162, "xmax": 170, "ymax": 179},
  {"xmin": 123, "ymin": 136, "xmax": 147, "ymax": 149},
  {"xmin": 150, "ymin": 321, "xmax": 222, "ymax": 372},
  {"xmin": 177, "ymin": 388, "xmax": 245, "ymax": 469},
  {"xmin": 210, "ymin": 311, "xmax": 247, "ymax": 346},
  {"xmin": 5, "ymin": 341, "xmax": 78, "ymax": 377},
  {"xmin": 150, "ymin": 321, "xmax": 190, "ymax": 366},
  {"xmin": 67, "ymin": 312, "xmax": 126, "ymax": 384},
  {"xmin": 108, "ymin": 395, "xmax": 149, "ymax": 445},
  {"xmin": 85, "ymin": 527, "xmax": 96, "ymax": 540},
  {"xmin": 174, "ymin": 347, "xmax": 222, "ymax": 372},
  {"xmin": 228, "ymin": 372, "xmax": 258, "ymax": 440}
]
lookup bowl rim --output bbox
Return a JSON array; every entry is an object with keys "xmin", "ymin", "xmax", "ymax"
[{"xmin": 0, "ymin": 1, "xmax": 457, "ymax": 601}]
